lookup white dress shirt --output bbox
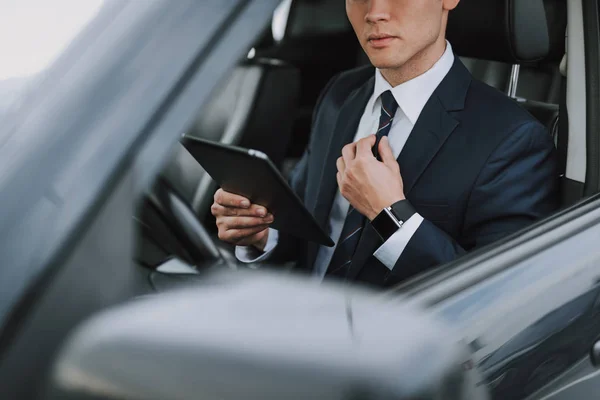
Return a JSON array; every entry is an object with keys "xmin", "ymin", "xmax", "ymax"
[{"xmin": 236, "ymin": 41, "xmax": 455, "ymax": 278}]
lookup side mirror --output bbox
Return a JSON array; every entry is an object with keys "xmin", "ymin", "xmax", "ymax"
[{"xmin": 45, "ymin": 270, "xmax": 490, "ymax": 400}]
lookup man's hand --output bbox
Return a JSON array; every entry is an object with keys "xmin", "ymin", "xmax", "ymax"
[
  {"xmin": 211, "ymin": 189, "xmax": 274, "ymax": 251},
  {"xmin": 336, "ymin": 135, "xmax": 405, "ymax": 220}
]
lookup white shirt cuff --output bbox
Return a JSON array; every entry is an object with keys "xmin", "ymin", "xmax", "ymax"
[
  {"xmin": 235, "ymin": 228, "xmax": 279, "ymax": 263},
  {"xmin": 373, "ymin": 213, "xmax": 424, "ymax": 270}
]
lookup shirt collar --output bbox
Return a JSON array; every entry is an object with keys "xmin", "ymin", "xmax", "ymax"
[{"xmin": 372, "ymin": 40, "xmax": 455, "ymax": 125}]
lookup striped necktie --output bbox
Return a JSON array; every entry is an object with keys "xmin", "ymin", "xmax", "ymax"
[{"xmin": 326, "ymin": 90, "xmax": 399, "ymax": 278}]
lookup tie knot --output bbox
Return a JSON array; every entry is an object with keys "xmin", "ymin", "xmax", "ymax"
[{"xmin": 380, "ymin": 90, "xmax": 398, "ymax": 118}]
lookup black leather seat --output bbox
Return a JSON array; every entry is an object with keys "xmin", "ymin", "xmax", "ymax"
[
  {"xmin": 449, "ymin": 0, "xmax": 567, "ymax": 140},
  {"xmin": 459, "ymin": 58, "xmax": 511, "ymax": 93},
  {"xmin": 459, "ymin": 59, "xmax": 562, "ymax": 105},
  {"xmin": 136, "ymin": 57, "xmax": 300, "ymax": 268},
  {"xmin": 162, "ymin": 58, "xmax": 300, "ymax": 214}
]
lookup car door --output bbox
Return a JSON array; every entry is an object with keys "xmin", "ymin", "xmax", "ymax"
[
  {"xmin": 386, "ymin": 192, "xmax": 600, "ymax": 399},
  {"xmin": 0, "ymin": 1, "xmax": 281, "ymax": 398}
]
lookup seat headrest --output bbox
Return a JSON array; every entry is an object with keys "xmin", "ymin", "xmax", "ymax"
[{"xmin": 447, "ymin": 0, "xmax": 563, "ymax": 64}]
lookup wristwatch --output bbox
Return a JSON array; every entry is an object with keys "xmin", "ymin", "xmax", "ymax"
[{"xmin": 370, "ymin": 200, "xmax": 416, "ymax": 242}]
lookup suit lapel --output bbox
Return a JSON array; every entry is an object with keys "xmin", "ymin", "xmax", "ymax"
[
  {"xmin": 313, "ymin": 77, "xmax": 375, "ymax": 227},
  {"xmin": 306, "ymin": 76, "xmax": 375, "ymax": 271},
  {"xmin": 397, "ymin": 97, "xmax": 459, "ymax": 195},
  {"xmin": 398, "ymin": 58, "xmax": 472, "ymax": 194},
  {"xmin": 346, "ymin": 58, "xmax": 472, "ymax": 282}
]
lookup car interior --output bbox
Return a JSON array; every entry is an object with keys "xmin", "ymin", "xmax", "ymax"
[
  {"xmin": 133, "ymin": 0, "xmax": 579, "ymax": 289},
  {"xmin": 1, "ymin": 1, "xmax": 598, "ymax": 399}
]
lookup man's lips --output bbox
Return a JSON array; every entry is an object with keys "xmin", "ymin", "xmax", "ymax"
[{"xmin": 367, "ymin": 35, "xmax": 397, "ymax": 48}]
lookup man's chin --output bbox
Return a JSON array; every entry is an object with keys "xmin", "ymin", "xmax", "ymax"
[
  {"xmin": 370, "ymin": 59, "xmax": 404, "ymax": 70},
  {"xmin": 366, "ymin": 53, "xmax": 407, "ymax": 70}
]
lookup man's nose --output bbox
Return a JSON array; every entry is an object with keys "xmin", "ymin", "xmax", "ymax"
[{"xmin": 365, "ymin": 0, "xmax": 392, "ymax": 23}]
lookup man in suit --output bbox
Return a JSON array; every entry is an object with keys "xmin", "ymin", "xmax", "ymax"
[{"xmin": 211, "ymin": 0, "xmax": 559, "ymax": 287}]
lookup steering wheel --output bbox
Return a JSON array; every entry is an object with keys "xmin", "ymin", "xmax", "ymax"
[{"xmin": 135, "ymin": 177, "xmax": 233, "ymax": 269}]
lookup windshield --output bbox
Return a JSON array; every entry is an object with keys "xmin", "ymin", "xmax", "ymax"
[{"xmin": 0, "ymin": 0, "xmax": 103, "ymax": 118}]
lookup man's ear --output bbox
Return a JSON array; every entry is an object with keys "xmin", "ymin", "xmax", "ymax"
[{"xmin": 442, "ymin": 0, "xmax": 460, "ymax": 12}]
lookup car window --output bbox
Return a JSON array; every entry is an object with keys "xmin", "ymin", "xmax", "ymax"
[
  {"xmin": 480, "ymin": 288, "xmax": 597, "ymax": 368},
  {"xmin": 420, "ymin": 205, "xmax": 600, "ymax": 366},
  {"xmin": 0, "ymin": 0, "xmax": 103, "ymax": 121}
]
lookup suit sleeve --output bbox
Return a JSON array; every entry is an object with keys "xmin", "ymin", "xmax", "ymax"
[{"xmin": 385, "ymin": 121, "xmax": 560, "ymax": 285}]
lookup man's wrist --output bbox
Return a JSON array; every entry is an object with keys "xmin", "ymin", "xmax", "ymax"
[{"xmin": 369, "ymin": 194, "xmax": 406, "ymax": 221}]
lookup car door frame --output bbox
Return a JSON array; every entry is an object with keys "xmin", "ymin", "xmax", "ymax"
[
  {"xmin": 583, "ymin": 0, "xmax": 600, "ymax": 196},
  {"xmin": 388, "ymin": 191, "xmax": 600, "ymax": 398},
  {"xmin": 0, "ymin": 0, "xmax": 282, "ymax": 363}
]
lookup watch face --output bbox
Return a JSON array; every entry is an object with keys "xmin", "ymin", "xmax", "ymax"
[{"xmin": 373, "ymin": 209, "xmax": 400, "ymax": 241}]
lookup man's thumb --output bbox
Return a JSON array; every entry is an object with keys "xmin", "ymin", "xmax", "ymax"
[{"xmin": 379, "ymin": 136, "xmax": 396, "ymax": 165}]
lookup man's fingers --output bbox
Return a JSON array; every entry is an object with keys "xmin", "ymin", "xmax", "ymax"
[
  {"xmin": 213, "ymin": 189, "xmax": 272, "ymax": 246},
  {"xmin": 211, "ymin": 203, "xmax": 269, "ymax": 217},
  {"xmin": 341, "ymin": 142, "xmax": 357, "ymax": 164},
  {"xmin": 357, "ymin": 134, "xmax": 377, "ymax": 157},
  {"xmin": 235, "ymin": 230, "xmax": 268, "ymax": 247},
  {"xmin": 214, "ymin": 189, "xmax": 251, "ymax": 208},
  {"xmin": 221, "ymin": 215, "xmax": 274, "ymax": 229},
  {"xmin": 336, "ymin": 156, "xmax": 345, "ymax": 174},
  {"xmin": 225, "ymin": 226, "xmax": 269, "ymax": 244},
  {"xmin": 248, "ymin": 204, "xmax": 268, "ymax": 217},
  {"xmin": 378, "ymin": 136, "xmax": 397, "ymax": 166}
]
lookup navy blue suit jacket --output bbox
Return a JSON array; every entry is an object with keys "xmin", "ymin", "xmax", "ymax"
[{"xmin": 272, "ymin": 57, "xmax": 559, "ymax": 288}]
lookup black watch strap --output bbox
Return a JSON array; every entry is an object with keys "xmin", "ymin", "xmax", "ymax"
[
  {"xmin": 390, "ymin": 199, "xmax": 416, "ymax": 223},
  {"xmin": 370, "ymin": 200, "xmax": 416, "ymax": 242}
]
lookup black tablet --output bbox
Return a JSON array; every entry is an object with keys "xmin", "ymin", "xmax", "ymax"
[{"xmin": 182, "ymin": 136, "xmax": 334, "ymax": 247}]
